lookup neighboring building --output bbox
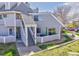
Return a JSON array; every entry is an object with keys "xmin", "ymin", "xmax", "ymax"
[
  {"xmin": 30, "ymin": 12, "xmax": 64, "ymax": 43},
  {"xmin": 0, "ymin": 2, "xmax": 64, "ymax": 46}
]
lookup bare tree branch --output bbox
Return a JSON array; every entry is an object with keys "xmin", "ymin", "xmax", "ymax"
[{"xmin": 53, "ymin": 5, "xmax": 71, "ymax": 24}]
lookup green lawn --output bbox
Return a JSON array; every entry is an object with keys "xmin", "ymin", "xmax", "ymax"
[
  {"xmin": 0, "ymin": 43, "xmax": 19, "ymax": 56},
  {"xmin": 76, "ymin": 33, "xmax": 79, "ymax": 36},
  {"xmin": 33, "ymin": 40, "xmax": 79, "ymax": 56}
]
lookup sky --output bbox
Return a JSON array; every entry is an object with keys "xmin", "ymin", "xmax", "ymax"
[{"xmin": 30, "ymin": 2, "xmax": 64, "ymax": 12}]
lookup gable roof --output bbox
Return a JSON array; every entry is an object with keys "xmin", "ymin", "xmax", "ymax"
[
  {"xmin": 12, "ymin": 2, "xmax": 33, "ymax": 14},
  {"xmin": 0, "ymin": 2, "xmax": 33, "ymax": 14},
  {"xmin": 29, "ymin": 12, "xmax": 65, "ymax": 27}
]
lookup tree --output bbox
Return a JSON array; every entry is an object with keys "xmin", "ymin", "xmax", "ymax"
[{"xmin": 53, "ymin": 5, "xmax": 71, "ymax": 24}]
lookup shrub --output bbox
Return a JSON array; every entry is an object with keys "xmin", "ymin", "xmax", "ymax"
[
  {"xmin": 3, "ymin": 49, "xmax": 17, "ymax": 56},
  {"xmin": 63, "ymin": 35, "xmax": 72, "ymax": 42},
  {"xmin": 39, "ymin": 45, "xmax": 47, "ymax": 49},
  {"xmin": 38, "ymin": 43, "xmax": 54, "ymax": 50},
  {"xmin": 4, "ymin": 51, "xmax": 13, "ymax": 56}
]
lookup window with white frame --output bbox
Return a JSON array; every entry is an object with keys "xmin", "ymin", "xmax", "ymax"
[
  {"xmin": 37, "ymin": 28, "xmax": 41, "ymax": 33},
  {"xmin": 34, "ymin": 15, "xmax": 38, "ymax": 21},
  {"xmin": 48, "ymin": 28, "xmax": 56, "ymax": 35},
  {"xmin": 9, "ymin": 28, "xmax": 13, "ymax": 35}
]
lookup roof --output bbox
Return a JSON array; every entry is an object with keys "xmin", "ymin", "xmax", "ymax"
[
  {"xmin": 0, "ymin": 2, "xmax": 33, "ymax": 14},
  {"xmin": 29, "ymin": 12, "xmax": 65, "ymax": 27},
  {"xmin": 12, "ymin": 2, "xmax": 33, "ymax": 14}
]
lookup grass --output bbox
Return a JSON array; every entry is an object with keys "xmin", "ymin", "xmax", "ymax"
[
  {"xmin": 0, "ymin": 43, "xmax": 19, "ymax": 56},
  {"xmin": 33, "ymin": 40, "xmax": 79, "ymax": 56}
]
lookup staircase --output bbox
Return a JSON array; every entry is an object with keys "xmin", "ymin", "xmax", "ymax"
[
  {"xmin": 28, "ymin": 28, "xmax": 35, "ymax": 46},
  {"xmin": 21, "ymin": 14, "xmax": 35, "ymax": 46}
]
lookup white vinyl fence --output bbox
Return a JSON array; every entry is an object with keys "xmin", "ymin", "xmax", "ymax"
[
  {"xmin": 0, "ymin": 36, "xmax": 16, "ymax": 43},
  {"xmin": 36, "ymin": 34, "xmax": 60, "ymax": 43}
]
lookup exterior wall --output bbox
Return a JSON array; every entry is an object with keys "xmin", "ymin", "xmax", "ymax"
[
  {"xmin": 0, "ymin": 26, "xmax": 8, "ymax": 36},
  {"xmin": 36, "ymin": 14, "xmax": 62, "ymax": 40},
  {"xmin": 0, "ymin": 25, "xmax": 16, "ymax": 43},
  {"xmin": 4, "ymin": 13, "xmax": 16, "ymax": 26},
  {"xmin": 16, "ymin": 20, "xmax": 22, "ymax": 27},
  {"xmin": 0, "ymin": 20, "xmax": 4, "ymax": 25}
]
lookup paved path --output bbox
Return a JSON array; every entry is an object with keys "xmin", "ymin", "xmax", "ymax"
[{"xmin": 16, "ymin": 40, "xmax": 41, "ymax": 56}]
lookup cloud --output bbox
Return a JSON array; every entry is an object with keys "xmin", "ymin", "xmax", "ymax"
[{"xmin": 63, "ymin": 3, "xmax": 70, "ymax": 5}]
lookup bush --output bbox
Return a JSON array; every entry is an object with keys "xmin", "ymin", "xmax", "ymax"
[
  {"xmin": 3, "ymin": 49, "xmax": 17, "ymax": 56},
  {"xmin": 39, "ymin": 45, "xmax": 47, "ymax": 49},
  {"xmin": 38, "ymin": 43, "xmax": 54, "ymax": 50},
  {"xmin": 63, "ymin": 35, "xmax": 72, "ymax": 42},
  {"xmin": 4, "ymin": 51, "xmax": 13, "ymax": 56}
]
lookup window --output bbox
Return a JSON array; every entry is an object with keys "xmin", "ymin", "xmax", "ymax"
[
  {"xmin": 37, "ymin": 28, "xmax": 41, "ymax": 33},
  {"xmin": 0, "ymin": 15, "xmax": 2, "ymax": 19},
  {"xmin": 48, "ymin": 28, "xmax": 56, "ymax": 35},
  {"xmin": 9, "ymin": 28, "xmax": 13, "ymax": 35},
  {"xmin": 3, "ymin": 14, "xmax": 7, "ymax": 18},
  {"xmin": 34, "ymin": 15, "xmax": 38, "ymax": 21}
]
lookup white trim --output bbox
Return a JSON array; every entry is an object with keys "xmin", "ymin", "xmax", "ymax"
[
  {"xmin": 0, "ymin": 11, "xmax": 21, "ymax": 14},
  {"xmin": 50, "ymin": 13, "xmax": 65, "ymax": 27},
  {"xmin": 25, "ymin": 27, "xmax": 28, "ymax": 46},
  {"xmin": 34, "ymin": 26, "xmax": 37, "ymax": 44},
  {"xmin": 4, "ymin": 37, "xmax": 5, "ymax": 43},
  {"xmin": 14, "ymin": 13, "xmax": 16, "ymax": 27}
]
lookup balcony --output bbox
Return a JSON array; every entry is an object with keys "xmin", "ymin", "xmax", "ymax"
[{"xmin": 0, "ymin": 36, "xmax": 16, "ymax": 43}]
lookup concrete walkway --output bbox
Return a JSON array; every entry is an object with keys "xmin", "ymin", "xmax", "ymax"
[{"xmin": 16, "ymin": 40, "xmax": 41, "ymax": 56}]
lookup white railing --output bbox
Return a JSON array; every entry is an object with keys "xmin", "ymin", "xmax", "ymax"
[
  {"xmin": 0, "ymin": 36, "xmax": 16, "ymax": 43},
  {"xmin": 36, "ymin": 34, "xmax": 60, "ymax": 43},
  {"xmin": 0, "ymin": 20, "xmax": 4, "ymax": 25},
  {"xmin": 21, "ymin": 24, "xmax": 26, "ymax": 45}
]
